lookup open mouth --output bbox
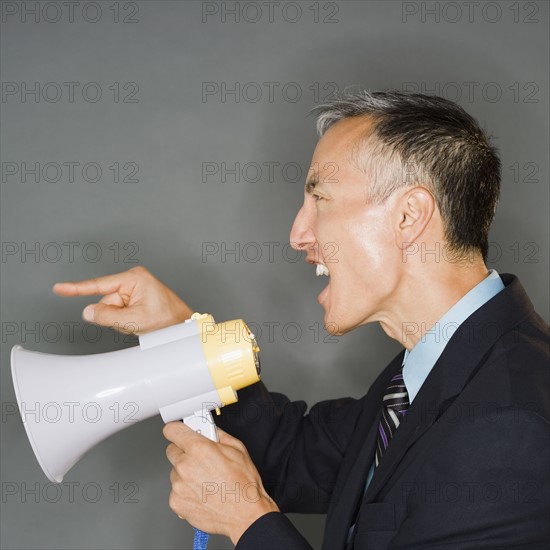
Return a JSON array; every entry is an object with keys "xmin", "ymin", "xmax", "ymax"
[
  {"xmin": 315, "ymin": 262, "xmax": 330, "ymax": 304},
  {"xmin": 316, "ymin": 263, "xmax": 330, "ymax": 277}
]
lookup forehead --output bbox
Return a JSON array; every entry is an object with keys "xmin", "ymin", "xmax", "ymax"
[{"xmin": 311, "ymin": 116, "xmax": 376, "ymax": 168}]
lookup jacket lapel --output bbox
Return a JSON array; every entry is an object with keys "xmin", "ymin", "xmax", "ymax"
[
  {"xmin": 364, "ymin": 274, "xmax": 534, "ymax": 504},
  {"xmin": 321, "ymin": 353, "xmax": 404, "ymax": 550}
]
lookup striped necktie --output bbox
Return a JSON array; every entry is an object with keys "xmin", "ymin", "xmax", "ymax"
[
  {"xmin": 375, "ymin": 367, "xmax": 410, "ymax": 467},
  {"xmin": 345, "ymin": 367, "xmax": 411, "ymax": 547}
]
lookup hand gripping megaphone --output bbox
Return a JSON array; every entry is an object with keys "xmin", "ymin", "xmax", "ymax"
[{"xmin": 10, "ymin": 313, "xmax": 261, "ymax": 484}]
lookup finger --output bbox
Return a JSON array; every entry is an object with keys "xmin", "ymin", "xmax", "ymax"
[
  {"xmin": 83, "ymin": 303, "xmax": 142, "ymax": 331},
  {"xmin": 166, "ymin": 443, "xmax": 184, "ymax": 466},
  {"xmin": 163, "ymin": 421, "xmax": 205, "ymax": 450},
  {"xmin": 98, "ymin": 293, "xmax": 126, "ymax": 307},
  {"xmin": 52, "ymin": 272, "xmax": 133, "ymax": 297},
  {"xmin": 169, "ymin": 467, "xmax": 180, "ymax": 484},
  {"xmin": 168, "ymin": 490, "xmax": 188, "ymax": 520}
]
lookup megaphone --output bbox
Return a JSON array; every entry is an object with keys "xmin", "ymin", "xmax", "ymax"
[{"xmin": 10, "ymin": 313, "xmax": 261, "ymax": 484}]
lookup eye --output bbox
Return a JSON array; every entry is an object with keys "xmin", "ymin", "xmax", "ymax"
[{"xmin": 312, "ymin": 193, "xmax": 324, "ymax": 202}]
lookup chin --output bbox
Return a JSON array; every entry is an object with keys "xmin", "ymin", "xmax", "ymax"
[{"xmin": 322, "ymin": 312, "xmax": 354, "ymax": 336}]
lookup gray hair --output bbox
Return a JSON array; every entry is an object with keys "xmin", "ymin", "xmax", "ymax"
[{"xmin": 311, "ymin": 90, "xmax": 501, "ymax": 259}]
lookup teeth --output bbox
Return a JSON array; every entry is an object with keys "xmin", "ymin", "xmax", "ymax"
[{"xmin": 316, "ymin": 263, "xmax": 330, "ymax": 277}]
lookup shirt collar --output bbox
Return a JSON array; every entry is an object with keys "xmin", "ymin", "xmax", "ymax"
[{"xmin": 402, "ymin": 269, "xmax": 505, "ymax": 403}]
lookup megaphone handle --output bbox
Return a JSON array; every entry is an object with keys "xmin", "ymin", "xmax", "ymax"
[
  {"xmin": 183, "ymin": 411, "xmax": 219, "ymax": 442},
  {"xmin": 183, "ymin": 411, "xmax": 218, "ymax": 550}
]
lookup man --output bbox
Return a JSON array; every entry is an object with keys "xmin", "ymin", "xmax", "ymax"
[{"xmin": 54, "ymin": 92, "xmax": 549, "ymax": 548}]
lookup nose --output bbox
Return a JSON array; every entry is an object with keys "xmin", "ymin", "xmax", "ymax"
[{"xmin": 290, "ymin": 204, "xmax": 316, "ymax": 251}]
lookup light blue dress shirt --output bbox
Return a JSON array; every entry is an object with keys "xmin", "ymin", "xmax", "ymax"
[{"xmin": 362, "ymin": 269, "xmax": 505, "ymax": 490}]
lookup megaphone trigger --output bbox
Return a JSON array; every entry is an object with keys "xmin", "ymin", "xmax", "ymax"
[{"xmin": 183, "ymin": 411, "xmax": 219, "ymax": 442}]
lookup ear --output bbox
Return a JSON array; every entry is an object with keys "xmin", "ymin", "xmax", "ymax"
[{"xmin": 395, "ymin": 187, "xmax": 436, "ymax": 249}]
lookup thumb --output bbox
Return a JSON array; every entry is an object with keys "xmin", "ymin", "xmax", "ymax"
[{"xmin": 83, "ymin": 303, "xmax": 141, "ymax": 333}]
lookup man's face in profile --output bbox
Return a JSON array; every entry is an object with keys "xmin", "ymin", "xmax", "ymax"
[{"xmin": 290, "ymin": 117, "xmax": 404, "ymax": 336}]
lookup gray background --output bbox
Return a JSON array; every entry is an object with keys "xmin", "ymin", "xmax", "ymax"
[{"xmin": 1, "ymin": 1, "xmax": 548, "ymax": 549}]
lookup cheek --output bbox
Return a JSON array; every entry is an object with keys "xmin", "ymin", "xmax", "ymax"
[
  {"xmin": 318, "ymin": 203, "xmax": 394, "ymax": 272},
  {"xmin": 336, "ymin": 219, "xmax": 395, "ymax": 281},
  {"xmin": 341, "ymin": 220, "xmax": 380, "ymax": 263}
]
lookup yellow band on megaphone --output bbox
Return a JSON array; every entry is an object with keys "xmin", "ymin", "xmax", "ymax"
[{"xmin": 191, "ymin": 313, "xmax": 261, "ymax": 406}]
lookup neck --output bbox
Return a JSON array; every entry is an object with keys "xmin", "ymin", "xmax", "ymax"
[{"xmin": 378, "ymin": 259, "xmax": 489, "ymax": 350}]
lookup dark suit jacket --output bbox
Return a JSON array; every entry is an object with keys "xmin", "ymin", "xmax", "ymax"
[{"xmin": 216, "ymin": 274, "xmax": 550, "ymax": 549}]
